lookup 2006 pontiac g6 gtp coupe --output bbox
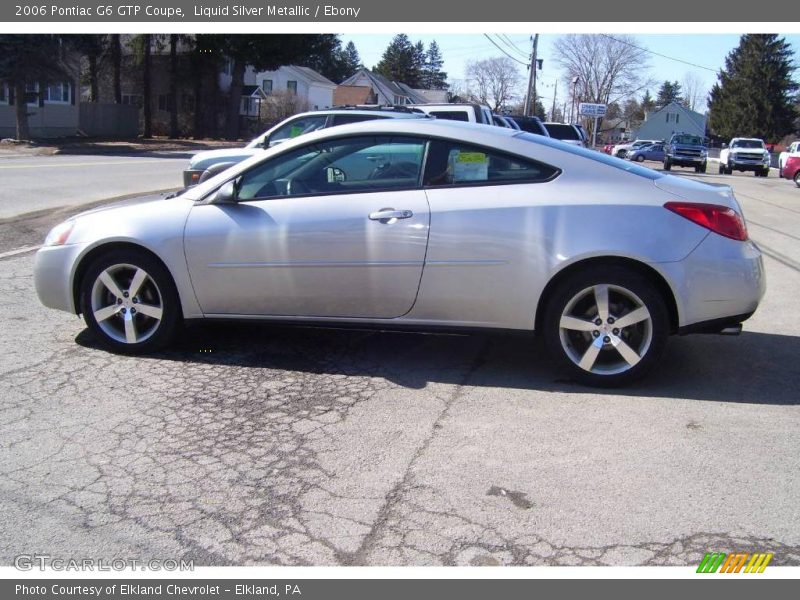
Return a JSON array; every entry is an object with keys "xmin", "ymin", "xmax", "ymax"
[{"xmin": 35, "ymin": 120, "xmax": 765, "ymax": 386}]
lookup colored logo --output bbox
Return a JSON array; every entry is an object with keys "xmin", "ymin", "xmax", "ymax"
[{"xmin": 697, "ymin": 552, "xmax": 773, "ymax": 573}]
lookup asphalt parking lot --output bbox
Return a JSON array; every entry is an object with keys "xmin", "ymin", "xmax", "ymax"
[{"xmin": 0, "ymin": 158, "xmax": 799, "ymax": 566}]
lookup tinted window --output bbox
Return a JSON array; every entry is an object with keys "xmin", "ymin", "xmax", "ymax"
[
  {"xmin": 236, "ymin": 136, "xmax": 426, "ymax": 201},
  {"xmin": 511, "ymin": 116, "xmax": 548, "ymax": 136},
  {"xmin": 423, "ymin": 140, "xmax": 559, "ymax": 186},
  {"xmin": 269, "ymin": 115, "xmax": 328, "ymax": 144},
  {"xmin": 331, "ymin": 114, "xmax": 383, "ymax": 126},
  {"xmin": 516, "ymin": 132, "xmax": 664, "ymax": 180},
  {"xmin": 543, "ymin": 123, "xmax": 581, "ymax": 141},
  {"xmin": 429, "ymin": 110, "xmax": 469, "ymax": 122}
]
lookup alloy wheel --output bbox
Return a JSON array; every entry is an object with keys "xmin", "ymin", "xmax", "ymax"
[
  {"xmin": 90, "ymin": 263, "xmax": 164, "ymax": 344},
  {"xmin": 558, "ymin": 284, "xmax": 653, "ymax": 376}
]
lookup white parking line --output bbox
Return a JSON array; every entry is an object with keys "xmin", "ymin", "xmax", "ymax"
[{"xmin": 0, "ymin": 245, "xmax": 41, "ymax": 259}]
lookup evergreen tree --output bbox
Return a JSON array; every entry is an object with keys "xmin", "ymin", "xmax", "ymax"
[
  {"xmin": 341, "ymin": 41, "xmax": 362, "ymax": 77},
  {"xmin": 709, "ymin": 34, "xmax": 799, "ymax": 140},
  {"xmin": 374, "ymin": 34, "xmax": 423, "ymax": 87},
  {"xmin": 640, "ymin": 89, "xmax": 656, "ymax": 116},
  {"xmin": 422, "ymin": 40, "xmax": 448, "ymax": 90},
  {"xmin": 656, "ymin": 80, "xmax": 683, "ymax": 107}
]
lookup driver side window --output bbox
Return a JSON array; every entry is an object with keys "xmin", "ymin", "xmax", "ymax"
[{"xmin": 236, "ymin": 135, "xmax": 427, "ymax": 201}]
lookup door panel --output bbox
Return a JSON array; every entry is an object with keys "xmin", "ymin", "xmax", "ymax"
[{"xmin": 184, "ymin": 190, "xmax": 430, "ymax": 318}]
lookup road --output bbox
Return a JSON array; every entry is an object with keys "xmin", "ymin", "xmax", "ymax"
[
  {"xmin": 0, "ymin": 153, "xmax": 185, "ymax": 219},
  {"xmin": 0, "ymin": 162, "xmax": 798, "ymax": 567}
]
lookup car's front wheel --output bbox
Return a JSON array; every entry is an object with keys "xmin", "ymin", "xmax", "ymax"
[
  {"xmin": 79, "ymin": 249, "xmax": 180, "ymax": 353},
  {"xmin": 543, "ymin": 266, "xmax": 669, "ymax": 387},
  {"xmin": 795, "ymin": 171, "xmax": 800, "ymax": 187}
]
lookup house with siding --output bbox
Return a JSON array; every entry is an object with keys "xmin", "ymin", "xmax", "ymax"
[
  {"xmin": 339, "ymin": 69, "xmax": 429, "ymax": 105},
  {"xmin": 634, "ymin": 101, "xmax": 707, "ymax": 142},
  {"xmin": 0, "ymin": 53, "xmax": 81, "ymax": 138}
]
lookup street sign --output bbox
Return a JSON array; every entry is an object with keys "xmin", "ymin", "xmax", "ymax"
[{"xmin": 578, "ymin": 103, "xmax": 607, "ymax": 117}]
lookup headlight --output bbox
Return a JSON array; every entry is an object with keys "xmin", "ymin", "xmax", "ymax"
[
  {"xmin": 44, "ymin": 220, "xmax": 75, "ymax": 247},
  {"xmin": 763, "ymin": 153, "xmax": 771, "ymax": 163},
  {"xmin": 701, "ymin": 149, "xmax": 708, "ymax": 157}
]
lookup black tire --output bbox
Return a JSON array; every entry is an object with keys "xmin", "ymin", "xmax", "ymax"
[
  {"xmin": 542, "ymin": 266, "xmax": 670, "ymax": 387},
  {"xmin": 79, "ymin": 248, "xmax": 181, "ymax": 354},
  {"xmin": 694, "ymin": 165, "xmax": 701, "ymax": 173},
  {"xmin": 725, "ymin": 164, "xmax": 733, "ymax": 175},
  {"xmin": 794, "ymin": 171, "xmax": 800, "ymax": 188},
  {"xmin": 762, "ymin": 167, "xmax": 770, "ymax": 178},
  {"xmin": 663, "ymin": 159, "xmax": 671, "ymax": 171},
  {"xmin": 779, "ymin": 165, "xmax": 784, "ymax": 178},
  {"xmin": 636, "ymin": 155, "xmax": 645, "ymax": 162},
  {"xmin": 718, "ymin": 163, "xmax": 724, "ymax": 175},
  {"xmin": 699, "ymin": 162, "xmax": 707, "ymax": 173}
]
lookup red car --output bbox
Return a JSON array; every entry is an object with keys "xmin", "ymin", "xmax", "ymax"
[
  {"xmin": 603, "ymin": 144, "xmax": 614, "ymax": 154},
  {"xmin": 783, "ymin": 155, "xmax": 800, "ymax": 187}
]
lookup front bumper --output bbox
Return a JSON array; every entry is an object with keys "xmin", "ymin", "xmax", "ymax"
[
  {"xmin": 728, "ymin": 157, "xmax": 770, "ymax": 171},
  {"xmin": 657, "ymin": 233, "xmax": 765, "ymax": 330},
  {"xmin": 670, "ymin": 155, "xmax": 706, "ymax": 166},
  {"xmin": 34, "ymin": 243, "xmax": 91, "ymax": 315}
]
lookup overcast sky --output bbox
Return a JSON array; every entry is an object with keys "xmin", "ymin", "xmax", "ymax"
[{"xmin": 346, "ymin": 33, "xmax": 800, "ymax": 112}]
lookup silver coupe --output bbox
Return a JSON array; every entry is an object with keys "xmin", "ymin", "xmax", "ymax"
[{"xmin": 34, "ymin": 120, "xmax": 765, "ymax": 386}]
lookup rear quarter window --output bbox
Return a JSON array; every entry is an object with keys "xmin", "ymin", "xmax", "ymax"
[{"xmin": 516, "ymin": 132, "xmax": 664, "ymax": 180}]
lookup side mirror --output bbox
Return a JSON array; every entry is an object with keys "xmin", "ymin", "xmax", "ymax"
[
  {"xmin": 722, "ymin": 143, "xmax": 728, "ymax": 149},
  {"xmin": 268, "ymin": 138, "xmax": 287, "ymax": 148},
  {"xmin": 261, "ymin": 136, "xmax": 270, "ymax": 149},
  {"xmin": 212, "ymin": 180, "xmax": 238, "ymax": 204}
]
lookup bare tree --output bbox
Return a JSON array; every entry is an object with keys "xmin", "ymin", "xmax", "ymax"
[
  {"xmin": 682, "ymin": 72, "xmax": 707, "ymax": 112},
  {"xmin": 465, "ymin": 57, "xmax": 522, "ymax": 112},
  {"xmin": 553, "ymin": 34, "xmax": 652, "ymax": 126}
]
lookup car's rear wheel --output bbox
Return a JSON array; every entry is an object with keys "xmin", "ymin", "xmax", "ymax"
[
  {"xmin": 79, "ymin": 249, "xmax": 180, "ymax": 353},
  {"xmin": 636, "ymin": 155, "xmax": 645, "ymax": 162},
  {"xmin": 663, "ymin": 159, "xmax": 671, "ymax": 171},
  {"xmin": 543, "ymin": 266, "xmax": 669, "ymax": 387},
  {"xmin": 795, "ymin": 171, "xmax": 800, "ymax": 187}
]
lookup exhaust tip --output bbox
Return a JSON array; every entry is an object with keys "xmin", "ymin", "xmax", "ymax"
[{"xmin": 719, "ymin": 324, "xmax": 743, "ymax": 336}]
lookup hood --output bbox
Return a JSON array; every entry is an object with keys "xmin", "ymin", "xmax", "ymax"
[
  {"xmin": 71, "ymin": 191, "xmax": 182, "ymax": 220},
  {"xmin": 189, "ymin": 147, "xmax": 262, "ymax": 169},
  {"xmin": 729, "ymin": 147, "xmax": 768, "ymax": 155},
  {"xmin": 654, "ymin": 175, "xmax": 740, "ymax": 211}
]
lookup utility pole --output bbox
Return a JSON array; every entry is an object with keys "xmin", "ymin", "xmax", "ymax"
[
  {"xmin": 550, "ymin": 80, "xmax": 557, "ymax": 121},
  {"xmin": 523, "ymin": 34, "xmax": 539, "ymax": 117},
  {"xmin": 531, "ymin": 34, "xmax": 539, "ymax": 117}
]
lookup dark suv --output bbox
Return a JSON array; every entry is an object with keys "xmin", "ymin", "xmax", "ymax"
[{"xmin": 664, "ymin": 133, "xmax": 708, "ymax": 173}]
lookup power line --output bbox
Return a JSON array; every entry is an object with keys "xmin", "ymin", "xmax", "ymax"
[
  {"xmin": 599, "ymin": 34, "xmax": 718, "ymax": 73},
  {"xmin": 498, "ymin": 34, "xmax": 530, "ymax": 59},
  {"xmin": 482, "ymin": 34, "xmax": 530, "ymax": 67}
]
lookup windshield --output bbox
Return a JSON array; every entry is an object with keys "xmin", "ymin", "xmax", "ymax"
[
  {"xmin": 672, "ymin": 134, "xmax": 704, "ymax": 145},
  {"xmin": 515, "ymin": 132, "xmax": 664, "ymax": 180},
  {"xmin": 732, "ymin": 139, "xmax": 765, "ymax": 149}
]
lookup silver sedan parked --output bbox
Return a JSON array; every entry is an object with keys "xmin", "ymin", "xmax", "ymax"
[{"xmin": 35, "ymin": 120, "xmax": 765, "ymax": 386}]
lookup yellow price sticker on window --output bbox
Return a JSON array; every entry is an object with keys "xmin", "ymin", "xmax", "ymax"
[{"xmin": 456, "ymin": 152, "xmax": 488, "ymax": 163}]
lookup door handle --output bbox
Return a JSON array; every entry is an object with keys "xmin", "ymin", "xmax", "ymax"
[{"xmin": 369, "ymin": 209, "xmax": 413, "ymax": 221}]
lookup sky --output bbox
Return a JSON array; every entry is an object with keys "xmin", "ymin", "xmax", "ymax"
[{"xmin": 345, "ymin": 33, "xmax": 800, "ymax": 112}]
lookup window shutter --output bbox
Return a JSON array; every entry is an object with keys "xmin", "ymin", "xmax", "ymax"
[
  {"xmin": 8, "ymin": 84, "xmax": 14, "ymax": 106},
  {"xmin": 39, "ymin": 81, "xmax": 45, "ymax": 107},
  {"xmin": 71, "ymin": 80, "xmax": 76, "ymax": 105}
]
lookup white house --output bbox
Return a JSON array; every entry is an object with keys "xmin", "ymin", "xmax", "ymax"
[
  {"xmin": 218, "ymin": 63, "xmax": 336, "ymax": 115},
  {"xmin": 251, "ymin": 65, "xmax": 336, "ymax": 111},
  {"xmin": 634, "ymin": 101, "xmax": 707, "ymax": 141}
]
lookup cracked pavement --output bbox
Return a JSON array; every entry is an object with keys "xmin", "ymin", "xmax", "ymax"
[{"xmin": 1, "ymin": 170, "xmax": 799, "ymax": 567}]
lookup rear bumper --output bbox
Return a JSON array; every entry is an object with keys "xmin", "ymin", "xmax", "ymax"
[{"xmin": 658, "ymin": 233, "xmax": 765, "ymax": 331}]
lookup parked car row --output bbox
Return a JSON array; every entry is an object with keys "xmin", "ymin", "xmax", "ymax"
[
  {"xmin": 36, "ymin": 116, "xmax": 765, "ymax": 387},
  {"xmin": 184, "ymin": 105, "xmax": 593, "ymax": 186}
]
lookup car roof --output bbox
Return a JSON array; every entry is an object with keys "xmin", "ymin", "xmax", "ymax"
[{"xmin": 297, "ymin": 109, "xmax": 424, "ymax": 119}]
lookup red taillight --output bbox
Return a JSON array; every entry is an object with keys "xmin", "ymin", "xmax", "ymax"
[{"xmin": 664, "ymin": 201, "xmax": 749, "ymax": 241}]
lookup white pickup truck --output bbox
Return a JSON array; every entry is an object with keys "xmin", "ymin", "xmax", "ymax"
[
  {"xmin": 779, "ymin": 141, "xmax": 800, "ymax": 177},
  {"xmin": 718, "ymin": 137, "xmax": 771, "ymax": 177}
]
